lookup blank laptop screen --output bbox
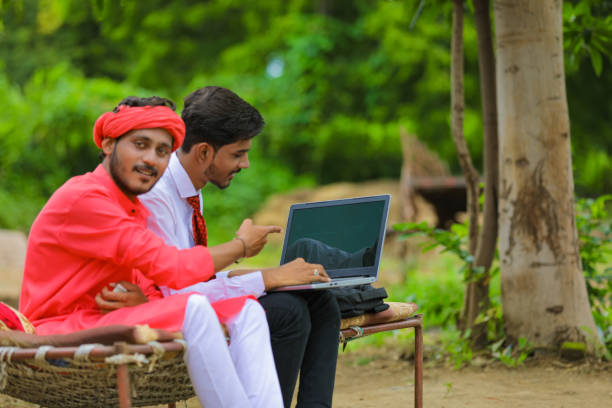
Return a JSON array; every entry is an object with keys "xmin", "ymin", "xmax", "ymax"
[{"xmin": 281, "ymin": 197, "xmax": 388, "ymax": 278}]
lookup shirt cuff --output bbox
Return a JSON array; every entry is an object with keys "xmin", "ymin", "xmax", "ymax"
[
  {"xmin": 247, "ymin": 271, "xmax": 266, "ymax": 297},
  {"xmin": 215, "ymin": 270, "xmax": 231, "ymax": 279}
]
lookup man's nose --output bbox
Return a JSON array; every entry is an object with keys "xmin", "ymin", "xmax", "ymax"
[
  {"xmin": 142, "ymin": 148, "xmax": 159, "ymax": 165},
  {"xmin": 240, "ymin": 153, "xmax": 250, "ymax": 169}
]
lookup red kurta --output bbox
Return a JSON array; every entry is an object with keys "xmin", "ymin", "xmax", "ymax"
[{"xmin": 20, "ymin": 165, "xmax": 246, "ymax": 335}]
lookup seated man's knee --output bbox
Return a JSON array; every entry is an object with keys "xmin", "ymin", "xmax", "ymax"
[
  {"xmin": 186, "ymin": 294, "xmax": 215, "ymax": 318},
  {"xmin": 227, "ymin": 298, "xmax": 268, "ymax": 335},
  {"xmin": 260, "ymin": 293, "xmax": 311, "ymax": 336},
  {"xmin": 183, "ymin": 294, "xmax": 220, "ymax": 334}
]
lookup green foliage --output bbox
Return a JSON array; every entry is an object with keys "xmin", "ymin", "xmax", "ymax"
[
  {"xmin": 474, "ymin": 287, "xmax": 505, "ymax": 344},
  {"xmin": 0, "ymin": 0, "xmax": 511, "ymax": 188},
  {"xmin": 392, "ymin": 259, "xmax": 466, "ymax": 329},
  {"xmin": 0, "ymin": 64, "xmax": 148, "ymax": 229},
  {"xmin": 441, "ymin": 327, "xmax": 473, "ymax": 369},
  {"xmin": 1, "ymin": 0, "xmax": 611, "ymax": 222},
  {"xmin": 490, "ymin": 337, "xmax": 532, "ymax": 367},
  {"xmin": 564, "ymin": 2, "xmax": 612, "ymax": 196},
  {"xmin": 575, "ymin": 195, "xmax": 612, "ymax": 352},
  {"xmin": 393, "ymin": 221, "xmax": 486, "ymax": 283},
  {"xmin": 564, "ymin": 0, "xmax": 612, "ymax": 77}
]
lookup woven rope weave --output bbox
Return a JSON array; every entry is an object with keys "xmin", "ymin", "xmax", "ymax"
[{"xmin": 0, "ymin": 342, "xmax": 195, "ymax": 408}]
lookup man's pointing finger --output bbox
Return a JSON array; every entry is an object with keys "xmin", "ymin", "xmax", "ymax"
[{"xmin": 263, "ymin": 225, "xmax": 282, "ymax": 234}]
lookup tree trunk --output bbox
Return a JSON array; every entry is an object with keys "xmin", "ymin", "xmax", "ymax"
[
  {"xmin": 460, "ymin": 0, "xmax": 499, "ymax": 349},
  {"xmin": 451, "ymin": 0, "xmax": 484, "ymax": 343},
  {"xmin": 494, "ymin": 0, "xmax": 598, "ymax": 349},
  {"xmin": 451, "ymin": 1, "xmax": 480, "ymax": 258},
  {"xmin": 451, "ymin": 0, "xmax": 489, "ymax": 347}
]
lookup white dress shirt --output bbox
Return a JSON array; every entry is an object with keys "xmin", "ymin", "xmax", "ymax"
[
  {"xmin": 140, "ymin": 152, "xmax": 265, "ymax": 299},
  {"xmin": 141, "ymin": 152, "xmax": 200, "ymax": 250}
]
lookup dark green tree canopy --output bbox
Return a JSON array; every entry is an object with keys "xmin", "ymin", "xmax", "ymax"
[{"xmin": 1, "ymin": 0, "xmax": 610, "ymax": 232}]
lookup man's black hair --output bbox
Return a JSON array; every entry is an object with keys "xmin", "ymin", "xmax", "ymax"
[
  {"xmin": 113, "ymin": 96, "xmax": 176, "ymax": 112},
  {"xmin": 181, "ymin": 86, "xmax": 265, "ymax": 153},
  {"xmin": 99, "ymin": 96, "xmax": 177, "ymax": 160}
]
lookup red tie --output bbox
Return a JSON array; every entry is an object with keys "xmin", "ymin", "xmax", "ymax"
[{"xmin": 186, "ymin": 195, "xmax": 208, "ymax": 247}]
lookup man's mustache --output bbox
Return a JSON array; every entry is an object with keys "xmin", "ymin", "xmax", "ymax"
[{"xmin": 133, "ymin": 164, "xmax": 158, "ymax": 178}]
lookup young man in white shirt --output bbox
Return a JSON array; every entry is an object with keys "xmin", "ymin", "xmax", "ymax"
[{"xmin": 97, "ymin": 86, "xmax": 341, "ymax": 408}]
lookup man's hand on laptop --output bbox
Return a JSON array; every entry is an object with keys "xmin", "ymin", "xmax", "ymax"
[
  {"xmin": 261, "ymin": 258, "xmax": 330, "ymax": 291},
  {"xmin": 235, "ymin": 218, "xmax": 282, "ymax": 257},
  {"xmin": 95, "ymin": 281, "xmax": 148, "ymax": 314}
]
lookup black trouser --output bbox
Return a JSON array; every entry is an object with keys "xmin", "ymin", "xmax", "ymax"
[{"xmin": 259, "ymin": 290, "xmax": 340, "ymax": 408}]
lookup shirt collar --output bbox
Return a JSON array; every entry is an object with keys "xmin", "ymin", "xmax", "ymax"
[
  {"xmin": 92, "ymin": 164, "xmax": 150, "ymax": 220},
  {"xmin": 168, "ymin": 152, "xmax": 199, "ymax": 199}
]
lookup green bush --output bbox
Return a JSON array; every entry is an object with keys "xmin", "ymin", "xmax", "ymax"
[
  {"xmin": 575, "ymin": 195, "xmax": 612, "ymax": 353},
  {"xmin": 0, "ymin": 65, "xmax": 153, "ymax": 230}
]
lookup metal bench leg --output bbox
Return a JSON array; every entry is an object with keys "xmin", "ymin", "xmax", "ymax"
[{"xmin": 414, "ymin": 319, "xmax": 423, "ymax": 408}]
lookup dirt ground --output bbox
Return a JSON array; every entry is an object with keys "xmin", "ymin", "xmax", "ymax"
[
  {"xmin": 5, "ymin": 348, "xmax": 610, "ymax": 408},
  {"xmin": 332, "ymin": 348, "xmax": 612, "ymax": 408}
]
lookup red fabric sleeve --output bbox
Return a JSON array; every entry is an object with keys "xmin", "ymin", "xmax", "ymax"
[{"xmin": 58, "ymin": 191, "xmax": 215, "ymax": 290}]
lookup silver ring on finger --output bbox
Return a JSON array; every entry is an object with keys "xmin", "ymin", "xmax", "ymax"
[{"xmin": 313, "ymin": 268, "xmax": 319, "ymax": 276}]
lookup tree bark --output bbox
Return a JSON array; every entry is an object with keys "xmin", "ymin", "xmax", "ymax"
[
  {"xmin": 451, "ymin": 0, "xmax": 488, "ymax": 346},
  {"xmin": 473, "ymin": 0, "xmax": 498, "ymax": 280},
  {"xmin": 494, "ymin": 0, "xmax": 598, "ymax": 349},
  {"xmin": 451, "ymin": 0, "xmax": 480, "ymax": 256},
  {"xmin": 460, "ymin": 0, "xmax": 499, "ymax": 349}
]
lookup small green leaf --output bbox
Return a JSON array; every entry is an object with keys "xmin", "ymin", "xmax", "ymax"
[
  {"xmin": 490, "ymin": 337, "xmax": 505, "ymax": 353},
  {"xmin": 574, "ymin": 1, "xmax": 590, "ymax": 18},
  {"xmin": 590, "ymin": 48, "xmax": 603, "ymax": 76}
]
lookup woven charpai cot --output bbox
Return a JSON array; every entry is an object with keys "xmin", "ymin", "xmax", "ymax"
[
  {"xmin": 0, "ymin": 341, "xmax": 192, "ymax": 407},
  {"xmin": 1, "ymin": 301, "xmax": 422, "ymax": 408}
]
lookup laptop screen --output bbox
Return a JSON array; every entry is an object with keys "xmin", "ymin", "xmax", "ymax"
[{"xmin": 280, "ymin": 195, "xmax": 390, "ymax": 278}]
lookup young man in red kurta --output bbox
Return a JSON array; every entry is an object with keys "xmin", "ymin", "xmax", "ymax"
[{"xmin": 19, "ymin": 96, "xmax": 284, "ymax": 407}]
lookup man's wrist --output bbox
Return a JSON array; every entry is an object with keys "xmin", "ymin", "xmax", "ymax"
[
  {"xmin": 261, "ymin": 268, "xmax": 281, "ymax": 291},
  {"xmin": 234, "ymin": 236, "xmax": 247, "ymax": 263}
]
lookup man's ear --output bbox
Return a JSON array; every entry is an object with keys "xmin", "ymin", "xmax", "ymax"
[
  {"xmin": 100, "ymin": 138, "xmax": 116, "ymax": 157},
  {"xmin": 195, "ymin": 142, "xmax": 214, "ymax": 164}
]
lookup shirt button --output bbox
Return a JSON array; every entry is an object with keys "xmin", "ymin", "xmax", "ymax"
[{"xmin": 131, "ymin": 209, "xmax": 135, "ymax": 213}]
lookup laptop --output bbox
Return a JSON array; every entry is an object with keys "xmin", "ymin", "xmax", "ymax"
[{"xmin": 271, "ymin": 194, "xmax": 391, "ymax": 291}]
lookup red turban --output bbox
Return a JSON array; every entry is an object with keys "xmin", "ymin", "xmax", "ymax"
[{"xmin": 93, "ymin": 105, "xmax": 185, "ymax": 152}]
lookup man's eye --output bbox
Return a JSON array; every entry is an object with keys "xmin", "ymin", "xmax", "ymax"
[
  {"xmin": 158, "ymin": 148, "xmax": 171, "ymax": 157},
  {"xmin": 134, "ymin": 141, "xmax": 145, "ymax": 148}
]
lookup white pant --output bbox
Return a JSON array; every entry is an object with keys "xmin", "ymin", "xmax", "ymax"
[{"xmin": 182, "ymin": 295, "xmax": 283, "ymax": 408}]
